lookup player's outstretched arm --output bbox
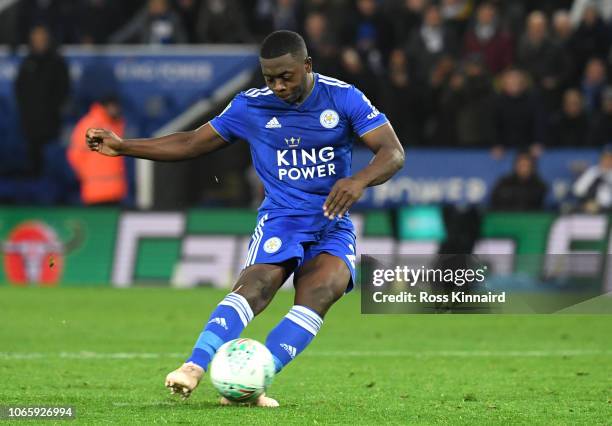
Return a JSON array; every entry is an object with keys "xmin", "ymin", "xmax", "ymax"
[
  {"xmin": 85, "ymin": 123, "xmax": 228, "ymax": 161},
  {"xmin": 324, "ymin": 123, "xmax": 404, "ymax": 219}
]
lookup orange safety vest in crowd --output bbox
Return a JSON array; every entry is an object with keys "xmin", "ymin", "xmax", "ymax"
[{"xmin": 68, "ymin": 103, "xmax": 126, "ymax": 204}]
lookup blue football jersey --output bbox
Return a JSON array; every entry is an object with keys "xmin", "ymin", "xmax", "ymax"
[{"xmin": 209, "ymin": 73, "xmax": 389, "ymax": 213}]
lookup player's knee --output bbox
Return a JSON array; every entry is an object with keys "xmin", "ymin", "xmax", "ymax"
[
  {"xmin": 234, "ymin": 277, "xmax": 277, "ymax": 315},
  {"xmin": 301, "ymin": 280, "xmax": 344, "ymax": 315}
]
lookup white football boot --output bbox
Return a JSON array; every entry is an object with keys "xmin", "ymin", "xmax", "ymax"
[{"xmin": 164, "ymin": 362, "xmax": 204, "ymax": 399}]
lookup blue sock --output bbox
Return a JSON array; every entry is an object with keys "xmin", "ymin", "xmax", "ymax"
[
  {"xmin": 265, "ymin": 305, "xmax": 323, "ymax": 373},
  {"xmin": 186, "ymin": 292, "xmax": 254, "ymax": 371}
]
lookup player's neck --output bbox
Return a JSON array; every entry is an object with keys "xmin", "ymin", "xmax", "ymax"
[{"xmin": 296, "ymin": 73, "xmax": 315, "ymax": 105}]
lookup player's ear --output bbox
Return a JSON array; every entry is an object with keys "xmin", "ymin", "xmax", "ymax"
[{"xmin": 304, "ymin": 57, "xmax": 312, "ymax": 73}]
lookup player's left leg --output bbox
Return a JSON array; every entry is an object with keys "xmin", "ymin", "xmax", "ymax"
[
  {"xmin": 264, "ymin": 253, "xmax": 350, "ymax": 373},
  {"xmin": 165, "ymin": 261, "xmax": 292, "ymax": 400}
]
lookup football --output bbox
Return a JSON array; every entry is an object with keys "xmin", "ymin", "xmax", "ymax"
[{"xmin": 209, "ymin": 338, "xmax": 276, "ymax": 402}]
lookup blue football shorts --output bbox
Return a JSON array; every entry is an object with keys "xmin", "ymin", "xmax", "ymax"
[{"xmin": 243, "ymin": 210, "xmax": 357, "ymax": 292}]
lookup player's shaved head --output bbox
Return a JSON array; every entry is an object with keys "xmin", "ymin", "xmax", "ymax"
[
  {"xmin": 260, "ymin": 30, "xmax": 308, "ymax": 61},
  {"xmin": 259, "ymin": 31, "xmax": 313, "ymax": 105}
]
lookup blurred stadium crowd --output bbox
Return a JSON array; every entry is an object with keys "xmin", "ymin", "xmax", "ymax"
[{"xmin": 0, "ymin": 0, "xmax": 612, "ymax": 209}]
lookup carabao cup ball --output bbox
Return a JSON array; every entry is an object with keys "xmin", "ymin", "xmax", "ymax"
[{"xmin": 210, "ymin": 338, "xmax": 276, "ymax": 402}]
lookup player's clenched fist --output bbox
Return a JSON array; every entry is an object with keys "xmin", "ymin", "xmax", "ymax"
[
  {"xmin": 86, "ymin": 128, "xmax": 122, "ymax": 157},
  {"xmin": 323, "ymin": 177, "xmax": 366, "ymax": 220}
]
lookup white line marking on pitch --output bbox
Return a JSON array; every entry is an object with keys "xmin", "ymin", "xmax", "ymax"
[
  {"xmin": 307, "ymin": 350, "xmax": 612, "ymax": 357},
  {"xmin": 0, "ymin": 349, "xmax": 611, "ymax": 360},
  {"xmin": 112, "ymin": 402, "xmax": 176, "ymax": 407}
]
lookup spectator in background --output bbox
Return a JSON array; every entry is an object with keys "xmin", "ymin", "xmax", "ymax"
[
  {"xmin": 426, "ymin": 54, "xmax": 457, "ymax": 144},
  {"xmin": 571, "ymin": 0, "xmax": 612, "ymax": 24},
  {"xmin": 492, "ymin": 69, "xmax": 546, "ymax": 155},
  {"xmin": 581, "ymin": 57, "xmax": 607, "ymax": 114},
  {"xmin": 439, "ymin": 0, "xmax": 472, "ymax": 37},
  {"xmin": 463, "ymin": 2, "xmax": 513, "ymax": 75},
  {"xmin": 338, "ymin": 48, "xmax": 380, "ymax": 106},
  {"xmin": 273, "ymin": 0, "xmax": 301, "ymax": 32},
  {"xmin": 572, "ymin": 145, "xmax": 612, "ymax": 213},
  {"xmin": 516, "ymin": 11, "xmax": 569, "ymax": 112},
  {"xmin": 382, "ymin": 49, "xmax": 426, "ymax": 146},
  {"xmin": 68, "ymin": 96, "xmax": 126, "ymax": 206},
  {"xmin": 435, "ymin": 54, "xmax": 495, "ymax": 147},
  {"xmin": 342, "ymin": 0, "xmax": 395, "ymax": 73},
  {"xmin": 175, "ymin": 0, "xmax": 200, "ymax": 43},
  {"xmin": 393, "ymin": 0, "xmax": 427, "ymax": 46},
  {"xmin": 300, "ymin": 0, "xmax": 346, "ymax": 34},
  {"xmin": 302, "ymin": 0, "xmax": 336, "ymax": 16},
  {"xmin": 587, "ymin": 86, "xmax": 612, "ymax": 146},
  {"xmin": 252, "ymin": 0, "xmax": 276, "ymax": 37},
  {"xmin": 548, "ymin": 89, "xmax": 589, "ymax": 147},
  {"xmin": 490, "ymin": 151, "xmax": 548, "ymax": 210},
  {"xmin": 303, "ymin": 11, "xmax": 340, "ymax": 76},
  {"xmin": 110, "ymin": 0, "xmax": 187, "ymax": 45},
  {"xmin": 196, "ymin": 0, "xmax": 253, "ymax": 43},
  {"xmin": 429, "ymin": 54, "xmax": 456, "ymax": 89},
  {"xmin": 405, "ymin": 4, "xmax": 458, "ymax": 83},
  {"xmin": 15, "ymin": 25, "xmax": 70, "ymax": 177},
  {"xmin": 551, "ymin": 9, "xmax": 577, "ymax": 87},
  {"xmin": 253, "ymin": 0, "xmax": 301, "ymax": 37},
  {"xmin": 552, "ymin": 9, "xmax": 574, "ymax": 44},
  {"xmin": 570, "ymin": 4, "xmax": 609, "ymax": 81},
  {"xmin": 535, "ymin": 0, "xmax": 575, "ymax": 18}
]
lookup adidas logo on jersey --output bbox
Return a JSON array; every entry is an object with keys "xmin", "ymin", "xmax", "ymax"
[
  {"xmin": 265, "ymin": 117, "xmax": 282, "ymax": 129},
  {"xmin": 208, "ymin": 317, "xmax": 228, "ymax": 330},
  {"xmin": 280, "ymin": 343, "xmax": 297, "ymax": 359}
]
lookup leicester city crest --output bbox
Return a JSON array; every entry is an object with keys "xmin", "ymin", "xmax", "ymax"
[
  {"xmin": 320, "ymin": 109, "xmax": 339, "ymax": 129},
  {"xmin": 263, "ymin": 237, "xmax": 282, "ymax": 254}
]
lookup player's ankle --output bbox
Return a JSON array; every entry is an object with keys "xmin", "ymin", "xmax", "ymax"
[{"xmin": 182, "ymin": 362, "xmax": 205, "ymax": 376}]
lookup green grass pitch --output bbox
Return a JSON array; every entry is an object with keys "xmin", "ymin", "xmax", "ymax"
[{"xmin": 0, "ymin": 287, "xmax": 610, "ymax": 425}]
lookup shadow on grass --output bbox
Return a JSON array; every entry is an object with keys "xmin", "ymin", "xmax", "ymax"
[{"xmin": 119, "ymin": 398, "xmax": 297, "ymax": 411}]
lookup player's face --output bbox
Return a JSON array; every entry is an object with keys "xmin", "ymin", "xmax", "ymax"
[
  {"xmin": 260, "ymin": 53, "xmax": 312, "ymax": 104},
  {"xmin": 515, "ymin": 156, "xmax": 533, "ymax": 179}
]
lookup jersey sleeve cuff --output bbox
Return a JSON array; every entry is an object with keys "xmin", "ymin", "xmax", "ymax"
[
  {"xmin": 208, "ymin": 121, "xmax": 231, "ymax": 143},
  {"xmin": 357, "ymin": 120, "xmax": 390, "ymax": 138}
]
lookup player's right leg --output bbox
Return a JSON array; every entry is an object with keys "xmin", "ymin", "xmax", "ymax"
[{"xmin": 165, "ymin": 260, "xmax": 293, "ymax": 399}]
